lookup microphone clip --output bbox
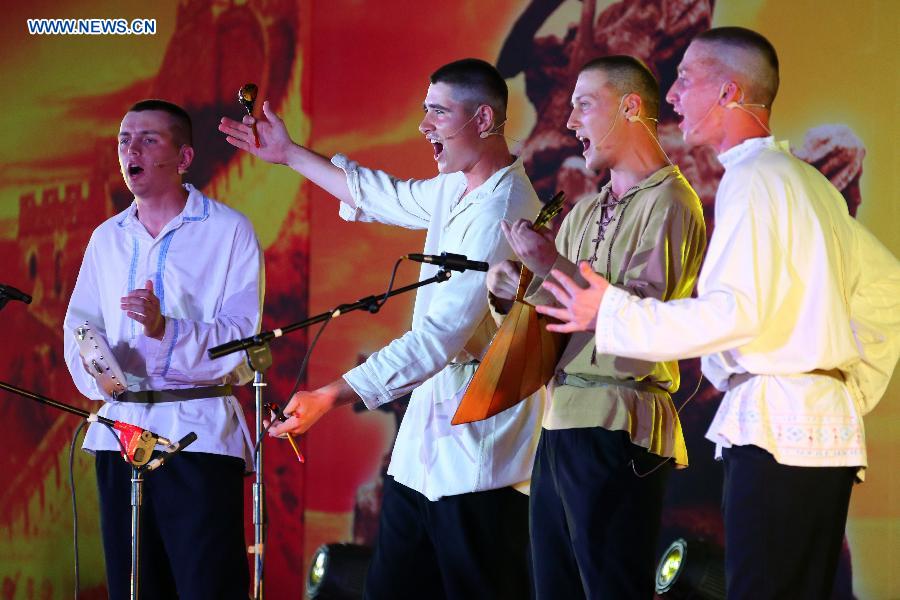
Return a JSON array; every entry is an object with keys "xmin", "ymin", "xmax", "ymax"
[
  {"xmin": 113, "ymin": 421, "xmax": 160, "ymax": 466},
  {"xmin": 405, "ymin": 252, "xmax": 489, "ymax": 272}
]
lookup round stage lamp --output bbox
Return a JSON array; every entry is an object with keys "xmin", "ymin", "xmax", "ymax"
[
  {"xmin": 307, "ymin": 543, "xmax": 374, "ymax": 599},
  {"xmin": 657, "ymin": 538, "xmax": 686, "ymax": 589},
  {"xmin": 655, "ymin": 537, "xmax": 726, "ymax": 600}
]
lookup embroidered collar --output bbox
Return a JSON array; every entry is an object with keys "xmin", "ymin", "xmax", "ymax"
[{"xmin": 117, "ymin": 183, "xmax": 210, "ymax": 230}]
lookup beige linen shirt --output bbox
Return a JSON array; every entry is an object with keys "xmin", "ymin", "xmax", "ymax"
[{"xmin": 507, "ymin": 165, "xmax": 706, "ymax": 466}]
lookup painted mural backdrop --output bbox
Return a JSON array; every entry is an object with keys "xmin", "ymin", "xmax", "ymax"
[{"xmin": 0, "ymin": 1, "xmax": 896, "ymax": 598}]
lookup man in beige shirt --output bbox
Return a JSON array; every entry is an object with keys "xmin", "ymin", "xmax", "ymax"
[{"xmin": 488, "ymin": 55, "xmax": 706, "ymax": 599}]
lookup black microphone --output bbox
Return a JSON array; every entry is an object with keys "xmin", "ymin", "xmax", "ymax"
[
  {"xmin": 405, "ymin": 252, "xmax": 489, "ymax": 272},
  {"xmin": 143, "ymin": 432, "xmax": 198, "ymax": 472},
  {"xmin": 0, "ymin": 283, "xmax": 32, "ymax": 304}
]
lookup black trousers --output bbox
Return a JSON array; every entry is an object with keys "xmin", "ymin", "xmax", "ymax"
[
  {"xmin": 364, "ymin": 475, "xmax": 531, "ymax": 600},
  {"xmin": 722, "ymin": 445, "xmax": 855, "ymax": 600},
  {"xmin": 95, "ymin": 450, "xmax": 249, "ymax": 600},
  {"xmin": 529, "ymin": 427, "xmax": 671, "ymax": 600}
]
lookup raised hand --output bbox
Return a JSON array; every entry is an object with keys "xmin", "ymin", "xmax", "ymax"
[{"xmin": 219, "ymin": 100, "xmax": 296, "ymax": 165}]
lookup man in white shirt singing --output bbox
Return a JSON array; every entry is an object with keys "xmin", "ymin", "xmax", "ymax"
[
  {"xmin": 534, "ymin": 27, "xmax": 900, "ymax": 599},
  {"xmin": 219, "ymin": 59, "xmax": 542, "ymax": 599},
  {"xmin": 64, "ymin": 99, "xmax": 264, "ymax": 598}
]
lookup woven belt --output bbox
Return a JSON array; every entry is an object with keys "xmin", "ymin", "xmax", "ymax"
[
  {"xmin": 726, "ymin": 369, "xmax": 844, "ymax": 391},
  {"xmin": 554, "ymin": 371, "xmax": 670, "ymax": 395},
  {"xmin": 116, "ymin": 384, "xmax": 233, "ymax": 404}
]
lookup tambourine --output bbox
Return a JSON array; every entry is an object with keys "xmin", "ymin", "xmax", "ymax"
[{"xmin": 74, "ymin": 322, "xmax": 127, "ymax": 398}]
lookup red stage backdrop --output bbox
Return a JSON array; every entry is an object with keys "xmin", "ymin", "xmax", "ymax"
[{"xmin": 0, "ymin": 1, "xmax": 897, "ymax": 599}]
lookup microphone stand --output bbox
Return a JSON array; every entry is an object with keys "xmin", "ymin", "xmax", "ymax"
[
  {"xmin": 208, "ymin": 268, "xmax": 452, "ymax": 600},
  {"xmin": 0, "ymin": 381, "xmax": 197, "ymax": 600},
  {"xmin": 208, "ymin": 268, "xmax": 453, "ymax": 360},
  {"xmin": 245, "ymin": 344, "xmax": 273, "ymax": 600}
]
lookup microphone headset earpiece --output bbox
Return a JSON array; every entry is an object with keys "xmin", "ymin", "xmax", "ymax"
[
  {"xmin": 626, "ymin": 111, "xmax": 673, "ymax": 165},
  {"xmin": 687, "ymin": 82, "xmax": 770, "ymax": 137},
  {"xmin": 723, "ymin": 86, "xmax": 771, "ymax": 133},
  {"xmin": 723, "ymin": 86, "xmax": 767, "ymax": 110},
  {"xmin": 479, "ymin": 118, "xmax": 509, "ymax": 140}
]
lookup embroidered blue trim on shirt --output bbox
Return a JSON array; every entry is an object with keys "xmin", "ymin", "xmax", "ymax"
[
  {"xmin": 127, "ymin": 236, "xmax": 139, "ymax": 338},
  {"xmin": 161, "ymin": 318, "xmax": 180, "ymax": 378},
  {"xmin": 155, "ymin": 230, "xmax": 177, "ymax": 314},
  {"xmin": 183, "ymin": 196, "xmax": 209, "ymax": 222}
]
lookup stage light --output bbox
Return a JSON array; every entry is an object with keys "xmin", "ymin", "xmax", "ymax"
[
  {"xmin": 655, "ymin": 537, "xmax": 726, "ymax": 600},
  {"xmin": 306, "ymin": 543, "xmax": 374, "ymax": 599},
  {"xmin": 657, "ymin": 539, "xmax": 685, "ymax": 586}
]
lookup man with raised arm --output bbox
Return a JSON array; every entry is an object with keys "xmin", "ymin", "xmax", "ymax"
[
  {"xmin": 64, "ymin": 99, "xmax": 263, "ymax": 599},
  {"xmin": 487, "ymin": 55, "xmax": 706, "ymax": 599},
  {"xmin": 536, "ymin": 28, "xmax": 900, "ymax": 599},
  {"xmin": 220, "ymin": 58, "xmax": 541, "ymax": 599}
]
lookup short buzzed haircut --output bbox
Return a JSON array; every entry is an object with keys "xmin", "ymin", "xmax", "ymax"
[
  {"xmin": 431, "ymin": 58, "xmax": 508, "ymax": 123},
  {"xmin": 580, "ymin": 55, "xmax": 660, "ymax": 120},
  {"xmin": 694, "ymin": 27, "xmax": 780, "ymax": 107},
  {"xmin": 127, "ymin": 99, "xmax": 193, "ymax": 147}
]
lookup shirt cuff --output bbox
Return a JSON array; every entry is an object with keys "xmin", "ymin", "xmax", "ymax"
[
  {"xmin": 596, "ymin": 285, "xmax": 630, "ymax": 355},
  {"xmin": 343, "ymin": 362, "xmax": 392, "ymax": 410},
  {"xmin": 331, "ymin": 153, "xmax": 364, "ymax": 221}
]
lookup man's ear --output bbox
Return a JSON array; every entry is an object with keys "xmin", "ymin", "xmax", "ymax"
[
  {"xmin": 477, "ymin": 104, "xmax": 495, "ymax": 139},
  {"xmin": 721, "ymin": 81, "xmax": 742, "ymax": 107},
  {"xmin": 178, "ymin": 145, "xmax": 195, "ymax": 174},
  {"xmin": 623, "ymin": 92, "xmax": 643, "ymax": 121}
]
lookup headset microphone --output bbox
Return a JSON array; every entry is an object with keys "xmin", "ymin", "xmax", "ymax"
[
  {"xmin": 724, "ymin": 89, "xmax": 770, "ymax": 134},
  {"xmin": 479, "ymin": 118, "xmax": 508, "ymax": 140},
  {"xmin": 441, "ymin": 111, "xmax": 480, "ymax": 141},
  {"xmin": 687, "ymin": 83, "xmax": 770, "ymax": 137},
  {"xmin": 589, "ymin": 94, "xmax": 627, "ymax": 149},
  {"xmin": 442, "ymin": 114, "xmax": 507, "ymax": 141}
]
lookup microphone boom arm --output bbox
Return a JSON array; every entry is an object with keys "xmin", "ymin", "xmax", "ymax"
[{"xmin": 209, "ymin": 268, "xmax": 453, "ymax": 360}]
